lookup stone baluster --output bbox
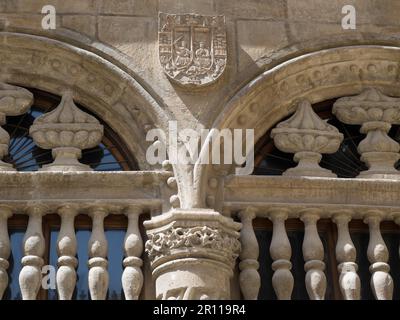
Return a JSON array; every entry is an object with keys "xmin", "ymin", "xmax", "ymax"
[
  {"xmin": 333, "ymin": 211, "xmax": 361, "ymax": 300},
  {"xmin": 300, "ymin": 210, "xmax": 326, "ymax": 300},
  {"xmin": 56, "ymin": 205, "xmax": 78, "ymax": 300},
  {"xmin": 269, "ymin": 209, "xmax": 293, "ymax": 300},
  {"xmin": 122, "ymin": 205, "xmax": 143, "ymax": 300},
  {"xmin": 88, "ymin": 206, "xmax": 109, "ymax": 300},
  {"xmin": 238, "ymin": 207, "xmax": 260, "ymax": 300},
  {"xmin": 0, "ymin": 206, "xmax": 12, "ymax": 299},
  {"xmin": 364, "ymin": 211, "xmax": 393, "ymax": 300},
  {"xmin": 395, "ymin": 214, "xmax": 400, "ymax": 278},
  {"xmin": 19, "ymin": 205, "xmax": 46, "ymax": 300}
]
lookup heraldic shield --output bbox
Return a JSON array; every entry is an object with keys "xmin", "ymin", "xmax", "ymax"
[{"xmin": 158, "ymin": 13, "xmax": 227, "ymax": 86}]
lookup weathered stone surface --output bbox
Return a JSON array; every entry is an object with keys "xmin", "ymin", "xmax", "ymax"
[
  {"xmin": 237, "ymin": 20, "xmax": 288, "ymax": 71},
  {"xmin": 216, "ymin": 0, "xmax": 286, "ymax": 19},
  {"xmin": 61, "ymin": 15, "xmax": 96, "ymax": 38},
  {"xmin": 2, "ymin": 0, "xmax": 400, "ymax": 302},
  {"xmin": 99, "ymin": 0, "xmax": 157, "ymax": 16},
  {"xmin": 287, "ymin": 0, "xmax": 400, "ymax": 25},
  {"xmin": 9, "ymin": 0, "xmax": 98, "ymax": 14},
  {"xmin": 159, "ymin": 0, "xmax": 215, "ymax": 15}
]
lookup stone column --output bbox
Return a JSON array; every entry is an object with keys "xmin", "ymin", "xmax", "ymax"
[{"xmin": 144, "ymin": 209, "xmax": 241, "ymax": 300}]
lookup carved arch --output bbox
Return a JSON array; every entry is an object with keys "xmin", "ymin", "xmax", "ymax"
[
  {"xmin": 0, "ymin": 32, "xmax": 169, "ymax": 170},
  {"xmin": 193, "ymin": 45, "xmax": 400, "ymax": 208}
]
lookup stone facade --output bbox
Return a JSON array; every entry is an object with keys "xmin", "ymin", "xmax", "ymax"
[{"xmin": 0, "ymin": 0, "xmax": 400, "ymax": 300}]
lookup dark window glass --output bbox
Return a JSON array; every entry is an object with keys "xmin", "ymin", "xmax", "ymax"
[
  {"xmin": 3, "ymin": 88, "xmax": 138, "ymax": 171},
  {"xmin": 351, "ymin": 231, "xmax": 400, "ymax": 300},
  {"xmin": 48, "ymin": 229, "xmax": 125, "ymax": 300},
  {"xmin": 253, "ymin": 99, "xmax": 400, "ymax": 177},
  {"xmin": 256, "ymin": 229, "xmax": 336, "ymax": 300},
  {"xmin": 3, "ymin": 230, "xmax": 24, "ymax": 300}
]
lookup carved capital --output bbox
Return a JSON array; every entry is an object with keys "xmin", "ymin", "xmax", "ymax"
[{"xmin": 144, "ymin": 209, "xmax": 240, "ymax": 300}]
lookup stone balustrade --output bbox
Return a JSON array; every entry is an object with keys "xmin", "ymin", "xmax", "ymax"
[
  {"xmin": 0, "ymin": 201, "xmax": 151, "ymax": 300},
  {"xmin": 233, "ymin": 205, "xmax": 397, "ymax": 300}
]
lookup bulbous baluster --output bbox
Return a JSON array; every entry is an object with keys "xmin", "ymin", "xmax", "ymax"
[
  {"xmin": 300, "ymin": 210, "xmax": 326, "ymax": 300},
  {"xmin": 364, "ymin": 211, "xmax": 393, "ymax": 300},
  {"xmin": 122, "ymin": 205, "xmax": 143, "ymax": 300},
  {"xmin": 395, "ymin": 214, "xmax": 400, "ymax": 268},
  {"xmin": 269, "ymin": 209, "xmax": 293, "ymax": 300},
  {"xmin": 238, "ymin": 207, "xmax": 260, "ymax": 300},
  {"xmin": 19, "ymin": 205, "xmax": 46, "ymax": 300},
  {"xmin": 56, "ymin": 205, "xmax": 78, "ymax": 300},
  {"xmin": 333, "ymin": 211, "xmax": 360, "ymax": 300},
  {"xmin": 88, "ymin": 206, "xmax": 109, "ymax": 300},
  {"xmin": 0, "ymin": 206, "xmax": 12, "ymax": 299}
]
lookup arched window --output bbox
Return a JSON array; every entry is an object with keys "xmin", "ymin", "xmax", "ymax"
[
  {"xmin": 3, "ymin": 88, "xmax": 139, "ymax": 172},
  {"xmin": 4, "ymin": 88, "xmax": 147, "ymax": 300},
  {"xmin": 253, "ymin": 98, "xmax": 400, "ymax": 178},
  {"xmin": 250, "ymin": 98, "xmax": 400, "ymax": 300}
]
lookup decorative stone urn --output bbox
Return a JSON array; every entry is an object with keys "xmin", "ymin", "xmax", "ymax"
[
  {"xmin": 0, "ymin": 83, "xmax": 33, "ymax": 171},
  {"xmin": 144, "ymin": 209, "xmax": 241, "ymax": 300},
  {"xmin": 271, "ymin": 100, "xmax": 343, "ymax": 177},
  {"xmin": 29, "ymin": 91, "xmax": 103, "ymax": 171},
  {"xmin": 333, "ymin": 88, "xmax": 400, "ymax": 179}
]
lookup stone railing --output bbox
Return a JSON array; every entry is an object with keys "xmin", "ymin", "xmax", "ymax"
[
  {"xmin": 223, "ymin": 88, "xmax": 400, "ymax": 300},
  {"xmin": 224, "ymin": 174, "xmax": 400, "ymax": 300},
  {"xmin": 10, "ymin": 203, "xmax": 148, "ymax": 301},
  {"xmin": 227, "ymin": 201, "xmax": 397, "ymax": 300},
  {"xmin": 0, "ymin": 83, "xmax": 174, "ymax": 300},
  {"xmin": 0, "ymin": 170, "xmax": 168, "ymax": 300}
]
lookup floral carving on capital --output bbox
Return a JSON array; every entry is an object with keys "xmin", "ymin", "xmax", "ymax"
[{"xmin": 145, "ymin": 225, "xmax": 240, "ymax": 268}]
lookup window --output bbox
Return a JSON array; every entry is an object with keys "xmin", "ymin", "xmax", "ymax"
[
  {"xmin": 254, "ymin": 218, "xmax": 400, "ymax": 300},
  {"xmin": 253, "ymin": 99, "xmax": 400, "ymax": 177},
  {"xmin": 252, "ymin": 98, "xmax": 400, "ymax": 300},
  {"xmin": 3, "ymin": 88, "xmax": 146, "ymax": 300}
]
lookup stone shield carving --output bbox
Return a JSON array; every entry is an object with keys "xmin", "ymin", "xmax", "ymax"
[{"xmin": 158, "ymin": 12, "xmax": 227, "ymax": 86}]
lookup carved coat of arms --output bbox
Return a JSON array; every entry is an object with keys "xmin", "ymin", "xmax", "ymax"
[{"xmin": 158, "ymin": 13, "xmax": 227, "ymax": 86}]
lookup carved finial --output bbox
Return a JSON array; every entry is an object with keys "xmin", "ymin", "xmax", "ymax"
[
  {"xmin": 271, "ymin": 100, "xmax": 343, "ymax": 177},
  {"xmin": 0, "ymin": 83, "xmax": 33, "ymax": 171},
  {"xmin": 333, "ymin": 88, "xmax": 400, "ymax": 178},
  {"xmin": 29, "ymin": 91, "xmax": 103, "ymax": 171}
]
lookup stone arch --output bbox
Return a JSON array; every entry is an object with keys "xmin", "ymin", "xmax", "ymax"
[
  {"xmin": 193, "ymin": 45, "xmax": 400, "ymax": 208},
  {"xmin": 0, "ymin": 32, "xmax": 169, "ymax": 170}
]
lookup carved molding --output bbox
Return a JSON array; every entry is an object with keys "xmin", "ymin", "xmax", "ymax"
[
  {"xmin": 0, "ymin": 32, "xmax": 168, "ymax": 170},
  {"xmin": 223, "ymin": 175, "xmax": 400, "ymax": 218},
  {"xmin": 193, "ymin": 46, "xmax": 400, "ymax": 208}
]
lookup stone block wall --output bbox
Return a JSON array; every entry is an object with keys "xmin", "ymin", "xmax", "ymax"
[{"xmin": 1, "ymin": 0, "xmax": 399, "ymax": 130}]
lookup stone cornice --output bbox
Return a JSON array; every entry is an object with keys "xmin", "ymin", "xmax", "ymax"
[
  {"xmin": 0, "ymin": 171, "xmax": 168, "ymax": 213},
  {"xmin": 224, "ymin": 175, "xmax": 400, "ymax": 219}
]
